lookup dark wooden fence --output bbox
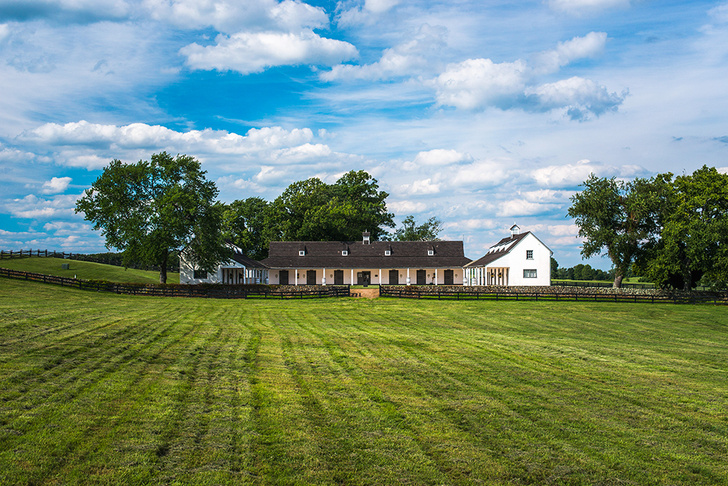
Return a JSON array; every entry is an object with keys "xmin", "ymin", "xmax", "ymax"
[
  {"xmin": 552, "ymin": 279, "xmax": 655, "ymax": 289},
  {"xmin": 379, "ymin": 286, "xmax": 728, "ymax": 305},
  {"xmin": 0, "ymin": 267, "xmax": 349, "ymax": 299}
]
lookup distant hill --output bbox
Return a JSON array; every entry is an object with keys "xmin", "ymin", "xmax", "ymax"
[{"xmin": 0, "ymin": 257, "xmax": 179, "ymax": 284}]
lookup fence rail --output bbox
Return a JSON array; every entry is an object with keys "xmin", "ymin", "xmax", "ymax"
[
  {"xmin": 0, "ymin": 267, "xmax": 349, "ymax": 299},
  {"xmin": 379, "ymin": 286, "xmax": 727, "ymax": 305}
]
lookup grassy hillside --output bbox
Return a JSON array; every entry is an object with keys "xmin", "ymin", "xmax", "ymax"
[
  {"xmin": 1, "ymin": 277, "xmax": 726, "ymax": 485},
  {"xmin": 0, "ymin": 257, "xmax": 179, "ymax": 284}
]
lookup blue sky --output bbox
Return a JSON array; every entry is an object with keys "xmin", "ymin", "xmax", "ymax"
[{"xmin": 1, "ymin": 0, "xmax": 727, "ymax": 269}]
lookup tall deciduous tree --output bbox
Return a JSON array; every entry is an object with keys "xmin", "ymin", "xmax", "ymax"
[
  {"xmin": 75, "ymin": 152, "xmax": 229, "ymax": 283},
  {"xmin": 269, "ymin": 170, "xmax": 394, "ymax": 241},
  {"xmin": 640, "ymin": 166, "xmax": 728, "ymax": 290},
  {"xmin": 222, "ymin": 197, "xmax": 275, "ymax": 260},
  {"xmin": 567, "ymin": 174, "xmax": 666, "ymax": 288},
  {"xmin": 389, "ymin": 215, "xmax": 443, "ymax": 241}
]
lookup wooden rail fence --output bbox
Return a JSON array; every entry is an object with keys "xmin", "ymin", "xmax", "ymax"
[
  {"xmin": 379, "ymin": 286, "xmax": 728, "ymax": 305},
  {"xmin": 0, "ymin": 267, "xmax": 349, "ymax": 299},
  {"xmin": 0, "ymin": 249, "xmax": 180, "ymax": 272}
]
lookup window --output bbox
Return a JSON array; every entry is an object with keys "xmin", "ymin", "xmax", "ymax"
[
  {"xmin": 385, "ymin": 250, "xmax": 391, "ymax": 256},
  {"xmin": 299, "ymin": 250, "xmax": 305, "ymax": 256},
  {"xmin": 193, "ymin": 269, "xmax": 208, "ymax": 279},
  {"xmin": 526, "ymin": 250, "xmax": 533, "ymax": 260},
  {"xmin": 523, "ymin": 269, "xmax": 537, "ymax": 278},
  {"xmin": 342, "ymin": 250, "xmax": 348, "ymax": 256},
  {"xmin": 428, "ymin": 250, "xmax": 434, "ymax": 256}
]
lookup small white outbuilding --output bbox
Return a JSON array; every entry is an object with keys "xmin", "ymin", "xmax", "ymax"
[{"xmin": 463, "ymin": 224, "xmax": 552, "ymax": 287}]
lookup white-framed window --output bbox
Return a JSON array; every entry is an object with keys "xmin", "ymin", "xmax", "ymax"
[
  {"xmin": 523, "ymin": 269, "xmax": 537, "ymax": 278},
  {"xmin": 385, "ymin": 250, "xmax": 391, "ymax": 256},
  {"xmin": 299, "ymin": 250, "xmax": 305, "ymax": 256},
  {"xmin": 526, "ymin": 250, "xmax": 533, "ymax": 260},
  {"xmin": 342, "ymin": 250, "xmax": 348, "ymax": 256},
  {"xmin": 428, "ymin": 250, "xmax": 434, "ymax": 256}
]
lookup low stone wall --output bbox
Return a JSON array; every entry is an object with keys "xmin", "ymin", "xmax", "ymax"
[{"xmin": 384, "ymin": 284, "xmax": 728, "ymax": 300}]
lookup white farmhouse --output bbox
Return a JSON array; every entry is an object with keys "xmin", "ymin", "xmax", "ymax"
[
  {"xmin": 179, "ymin": 243, "xmax": 269, "ymax": 285},
  {"xmin": 464, "ymin": 225, "xmax": 552, "ymax": 286}
]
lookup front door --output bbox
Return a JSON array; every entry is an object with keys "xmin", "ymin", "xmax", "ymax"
[
  {"xmin": 279, "ymin": 270, "xmax": 289, "ymax": 285},
  {"xmin": 388, "ymin": 269, "xmax": 399, "ymax": 285},
  {"xmin": 444, "ymin": 269, "xmax": 454, "ymax": 285},
  {"xmin": 306, "ymin": 269, "xmax": 317, "ymax": 285},
  {"xmin": 334, "ymin": 270, "xmax": 344, "ymax": 285},
  {"xmin": 416, "ymin": 269, "xmax": 426, "ymax": 285},
  {"xmin": 357, "ymin": 271, "xmax": 371, "ymax": 285}
]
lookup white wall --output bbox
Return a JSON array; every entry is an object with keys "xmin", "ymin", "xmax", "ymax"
[
  {"xmin": 268, "ymin": 267, "xmax": 465, "ymax": 285},
  {"xmin": 487, "ymin": 233, "xmax": 551, "ymax": 286}
]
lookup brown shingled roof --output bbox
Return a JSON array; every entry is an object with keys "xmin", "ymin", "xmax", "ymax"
[{"xmin": 260, "ymin": 240, "xmax": 471, "ymax": 269}]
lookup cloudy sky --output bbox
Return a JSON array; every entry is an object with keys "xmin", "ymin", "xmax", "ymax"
[{"xmin": 1, "ymin": 0, "xmax": 727, "ymax": 268}]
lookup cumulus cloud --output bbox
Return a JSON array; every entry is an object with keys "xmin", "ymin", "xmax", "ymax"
[
  {"xmin": 525, "ymin": 76, "xmax": 627, "ymax": 120},
  {"xmin": 534, "ymin": 32, "xmax": 607, "ymax": 74},
  {"xmin": 399, "ymin": 178, "xmax": 440, "ymax": 195},
  {"xmin": 499, "ymin": 199, "xmax": 549, "ymax": 217},
  {"xmin": 530, "ymin": 159, "xmax": 647, "ymax": 188},
  {"xmin": 0, "ymin": 23, "xmax": 9, "ymax": 41},
  {"xmin": 322, "ymin": 24, "xmax": 445, "ymax": 81},
  {"xmin": 402, "ymin": 148, "xmax": 471, "ymax": 170},
  {"xmin": 434, "ymin": 58, "xmax": 528, "ymax": 110},
  {"xmin": 181, "ymin": 30, "xmax": 357, "ymax": 74},
  {"xmin": 41, "ymin": 176, "xmax": 72, "ymax": 194},
  {"xmin": 709, "ymin": 3, "xmax": 728, "ymax": 23},
  {"xmin": 145, "ymin": 0, "xmax": 328, "ymax": 33},
  {"xmin": 337, "ymin": 0, "xmax": 401, "ymax": 26},
  {"xmin": 387, "ymin": 200, "xmax": 428, "ymax": 214},
  {"xmin": 5, "ymin": 193, "xmax": 80, "ymax": 219},
  {"xmin": 0, "ymin": 0, "xmax": 130, "ymax": 23},
  {"xmin": 548, "ymin": 0, "xmax": 630, "ymax": 14},
  {"xmin": 449, "ymin": 159, "xmax": 510, "ymax": 187}
]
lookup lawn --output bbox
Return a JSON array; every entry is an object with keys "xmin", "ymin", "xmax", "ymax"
[
  {"xmin": 1, "ymin": 277, "xmax": 726, "ymax": 485},
  {"xmin": 0, "ymin": 257, "xmax": 179, "ymax": 284}
]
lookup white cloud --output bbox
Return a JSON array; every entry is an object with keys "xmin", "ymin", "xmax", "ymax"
[
  {"xmin": 322, "ymin": 24, "xmax": 445, "ymax": 81},
  {"xmin": 449, "ymin": 159, "xmax": 510, "ymax": 187},
  {"xmin": 365, "ymin": 0, "xmax": 399, "ymax": 14},
  {"xmin": 522, "ymin": 189, "xmax": 572, "ymax": 203},
  {"xmin": 499, "ymin": 199, "xmax": 548, "ymax": 217},
  {"xmin": 399, "ymin": 178, "xmax": 440, "ymax": 195},
  {"xmin": 144, "ymin": 0, "xmax": 328, "ymax": 33},
  {"xmin": 548, "ymin": 0, "xmax": 630, "ymax": 14},
  {"xmin": 181, "ymin": 30, "xmax": 358, "ymax": 74},
  {"xmin": 709, "ymin": 3, "xmax": 728, "ymax": 23},
  {"xmin": 434, "ymin": 58, "xmax": 528, "ymax": 110},
  {"xmin": 0, "ymin": 23, "xmax": 9, "ymax": 42},
  {"xmin": 41, "ymin": 176, "xmax": 72, "ymax": 194},
  {"xmin": 387, "ymin": 200, "xmax": 428, "ymax": 214},
  {"xmin": 403, "ymin": 148, "xmax": 471, "ymax": 170},
  {"xmin": 448, "ymin": 218, "xmax": 498, "ymax": 231},
  {"xmin": 525, "ymin": 76, "xmax": 626, "ymax": 120},
  {"xmin": 531, "ymin": 159, "xmax": 601, "ymax": 188},
  {"xmin": 534, "ymin": 32, "xmax": 607, "ymax": 74},
  {"xmin": 5, "ymin": 193, "xmax": 80, "ymax": 219}
]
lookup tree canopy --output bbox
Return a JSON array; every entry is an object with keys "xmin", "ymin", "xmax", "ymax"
[
  {"xmin": 75, "ymin": 152, "xmax": 229, "ymax": 283},
  {"xmin": 388, "ymin": 215, "xmax": 443, "ymax": 241}
]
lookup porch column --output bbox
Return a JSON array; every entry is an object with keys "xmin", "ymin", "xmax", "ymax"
[
  {"xmin": 379, "ymin": 268, "xmax": 382, "ymax": 285},
  {"xmin": 295, "ymin": 270, "xmax": 298, "ymax": 286},
  {"xmin": 406, "ymin": 268, "xmax": 411, "ymax": 285},
  {"xmin": 322, "ymin": 268, "xmax": 326, "ymax": 285},
  {"xmin": 351, "ymin": 269, "xmax": 354, "ymax": 285},
  {"xmin": 434, "ymin": 269, "xmax": 438, "ymax": 285}
]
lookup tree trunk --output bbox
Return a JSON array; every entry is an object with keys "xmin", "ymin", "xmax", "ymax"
[
  {"xmin": 612, "ymin": 270, "xmax": 624, "ymax": 288},
  {"xmin": 159, "ymin": 252, "xmax": 168, "ymax": 284}
]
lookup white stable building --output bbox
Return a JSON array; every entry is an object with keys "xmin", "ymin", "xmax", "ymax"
[
  {"xmin": 464, "ymin": 225, "xmax": 552, "ymax": 287},
  {"xmin": 180, "ymin": 243, "xmax": 269, "ymax": 285}
]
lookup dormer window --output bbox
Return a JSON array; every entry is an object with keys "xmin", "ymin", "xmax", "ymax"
[
  {"xmin": 342, "ymin": 250, "xmax": 349, "ymax": 256},
  {"xmin": 428, "ymin": 249, "xmax": 434, "ymax": 256},
  {"xmin": 385, "ymin": 250, "xmax": 391, "ymax": 256},
  {"xmin": 299, "ymin": 250, "xmax": 305, "ymax": 256}
]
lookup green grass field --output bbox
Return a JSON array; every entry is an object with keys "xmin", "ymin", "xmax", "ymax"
[
  {"xmin": 1, "ymin": 277, "xmax": 726, "ymax": 485},
  {"xmin": 0, "ymin": 257, "xmax": 179, "ymax": 284}
]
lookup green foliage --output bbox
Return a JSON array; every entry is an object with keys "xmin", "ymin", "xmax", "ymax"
[
  {"xmin": 267, "ymin": 170, "xmax": 394, "ymax": 242},
  {"xmin": 388, "ymin": 215, "xmax": 443, "ymax": 241},
  {"xmin": 222, "ymin": 197, "xmax": 274, "ymax": 260},
  {"xmin": 551, "ymin": 257, "xmax": 558, "ymax": 279},
  {"xmin": 75, "ymin": 152, "xmax": 229, "ymax": 283},
  {"xmin": 639, "ymin": 166, "xmax": 728, "ymax": 290},
  {"xmin": 568, "ymin": 173, "xmax": 668, "ymax": 288}
]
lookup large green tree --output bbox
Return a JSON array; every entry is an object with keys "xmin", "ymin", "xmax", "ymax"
[
  {"xmin": 567, "ymin": 174, "xmax": 667, "ymax": 288},
  {"xmin": 269, "ymin": 170, "xmax": 394, "ymax": 241},
  {"xmin": 222, "ymin": 197, "xmax": 275, "ymax": 260},
  {"xmin": 639, "ymin": 166, "xmax": 728, "ymax": 290},
  {"xmin": 75, "ymin": 152, "xmax": 229, "ymax": 283},
  {"xmin": 389, "ymin": 215, "xmax": 443, "ymax": 241}
]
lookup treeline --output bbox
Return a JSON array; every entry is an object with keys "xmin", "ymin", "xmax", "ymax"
[
  {"xmin": 552, "ymin": 261, "xmax": 616, "ymax": 281},
  {"xmin": 222, "ymin": 171, "xmax": 441, "ymax": 260},
  {"xmin": 569, "ymin": 166, "xmax": 728, "ymax": 290}
]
